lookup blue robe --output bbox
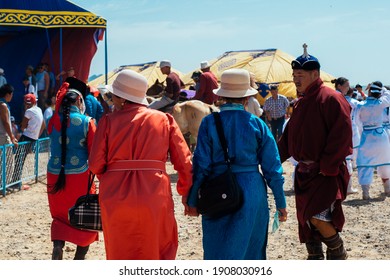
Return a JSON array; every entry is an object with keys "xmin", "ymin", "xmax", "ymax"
[
  {"xmin": 85, "ymin": 94, "xmax": 104, "ymax": 123},
  {"xmin": 187, "ymin": 103, "xmax": 286, "ymax": 260},
  {"xmin": 356, "ymin": 93, "xmax": 390, "ymax": 168}
]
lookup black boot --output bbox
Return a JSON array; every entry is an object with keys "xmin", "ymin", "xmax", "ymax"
[
  {"xmin": 305, "ymin": 241, "xmax": 324, "ymax": 260},
  {"xmin": 321, "ymin": 233, "xmax": 347, "ymax": 260},
  {"xmin": 74, "ymin": 245, "xmax": 89, "ymax": 260},
  {"xmin": 52, "ymin": 240, "xmax": 65, "ymax": 260}
]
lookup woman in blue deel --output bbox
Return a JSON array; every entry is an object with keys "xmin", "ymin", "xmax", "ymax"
[{"xmin": 187, "ymin": 69, "xmax": 287, "ymax": 260}]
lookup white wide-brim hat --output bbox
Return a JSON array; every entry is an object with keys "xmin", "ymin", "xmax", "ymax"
[
  {"xmin": 213, "ymin": 69, "xmax": 258, "ymax": 98},
  {"xmin": 200, "ymin": 60, "xmax": 211, "ymax": 69},
  {"xmin": 159, "ymin": 60, "xmax": 171, "ymax": 68},
  {"xmin": 105, "ymin": 69, "xmax": 149, "ymax": 105}
]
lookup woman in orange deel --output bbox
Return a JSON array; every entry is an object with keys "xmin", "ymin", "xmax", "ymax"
[{"xmin": 89, "ymin": 70, "xmax": 194, "ymax": 259}]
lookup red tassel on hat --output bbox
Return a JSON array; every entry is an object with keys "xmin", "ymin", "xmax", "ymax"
[{"xmin": 47, "ymin": 82, "xmax": 69, "ymax": 134}]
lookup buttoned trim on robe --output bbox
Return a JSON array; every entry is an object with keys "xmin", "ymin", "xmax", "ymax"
[{"xmin": 47, "ymin": 119, "xmax": 98, "ymax": 247}]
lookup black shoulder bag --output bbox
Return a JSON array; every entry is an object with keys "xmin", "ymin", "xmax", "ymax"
[{"xmin": 197, "ymin": 112, "xmax": 244, "ymax": 219}]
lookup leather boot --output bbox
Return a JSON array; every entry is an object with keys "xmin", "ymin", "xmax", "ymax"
[
  {"xmin": 361, "ymin": 185, "xmax": 370, "ymax": 200},
  {"xmin": 74, "ymin": 245, "xmax": 89, "ymax": 260},
  {"xmin": 52, "ymin": 240, "xmax": 65, "ymax": 260},
  {"xmin": 321, "ymin": 233, "xmax": 347, "ymax": 260},
  {"xmin": 305, "ymin": 241, "xmax": 324, "ymax": 260}
]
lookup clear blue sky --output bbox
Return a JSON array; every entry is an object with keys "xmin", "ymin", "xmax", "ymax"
[{"xmin": 75, "ymin": 0, "xmax": 390, "ymax": 86}]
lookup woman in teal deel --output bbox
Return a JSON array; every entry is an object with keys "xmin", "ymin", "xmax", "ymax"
[{"xmin": 187, "ymin": 69, "xmax": 287, "ymax": 259}]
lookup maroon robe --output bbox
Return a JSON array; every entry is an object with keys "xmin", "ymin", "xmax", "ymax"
[
  {"xmin": 278, "ymin": 78, "xmax": 352, "ymax": 242},
  {"xmin": 195, "ymin": 71, "xmax": 219, "ymax": 105}
]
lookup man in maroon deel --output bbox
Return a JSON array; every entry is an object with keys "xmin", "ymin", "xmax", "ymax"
[
  {"xmin": 148, "ymin": 60, "xmax": 184, "ymax": 110},
  {"xmin": 193, "ymin": 61, "xmax": 219, "ymax": 105},
  {"xmin": 278, "ymin": 44, "xmax": 352, "ymax": 260}
]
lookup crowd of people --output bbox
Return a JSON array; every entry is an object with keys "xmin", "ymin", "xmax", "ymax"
[
  {"xmin": 0, "ymin": 63, "xmax": 108, "ymax": 192},
  {"xmin": 1, "ymin": 45, "xmax": 390, "ymax": 261},
  {"xmin": 329, "ymin": 76, "xmax": 390, "ymax": 199},
  {"xmin": 0, "ymin": 64, "xmax": 107, "ymax": 135}
]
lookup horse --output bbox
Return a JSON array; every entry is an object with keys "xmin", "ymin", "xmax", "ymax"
[
  {"xmin": 171, "ymin": 100, "xmax": 219, "ymax": 150},
  {"xmin": 146, "ymin": 79, "xmax": 165, "ymax": 97},
  {"xmin": 146, "ymin": 89, "xmax": 196, "ymax": 114}
]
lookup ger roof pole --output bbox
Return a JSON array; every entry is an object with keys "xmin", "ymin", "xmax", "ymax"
[{"xmin": 105, "ymin": 27, "xmax": 108, "ymax": 85}]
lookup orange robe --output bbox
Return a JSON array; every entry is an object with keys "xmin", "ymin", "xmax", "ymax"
[
  {"xmin": 89, "ymin": 104, "xmax": 193, "ymax": 260},
  {"xmin": 47, "ymin": 121, "xmax": 98, "ymax": 247}
]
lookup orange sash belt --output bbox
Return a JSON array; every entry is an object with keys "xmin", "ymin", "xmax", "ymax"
[{"xmin": 106, "ymin": 160, "xmax": 166, "ymax": 173}]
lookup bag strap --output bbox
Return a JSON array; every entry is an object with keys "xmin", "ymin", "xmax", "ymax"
[
  {"xmin": 86, "ymin": 171, "xmax": 96, "ymax": 195},
  {"xmin": 212, "ymin": 112, "xmax": 231, "ymax": 167}
]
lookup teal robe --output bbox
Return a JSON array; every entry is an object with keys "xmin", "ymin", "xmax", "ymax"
[{"xmin": 187, "ymin": 103, "xmax": 286, "ymax": 259}]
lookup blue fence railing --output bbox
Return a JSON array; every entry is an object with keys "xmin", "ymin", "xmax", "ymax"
[{"xmin": 1, "ymin": 137, "xmax": 50, "ymax": 196}]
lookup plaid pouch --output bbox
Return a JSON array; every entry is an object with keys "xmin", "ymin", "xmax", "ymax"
[{"xmin": 68, "ymin": 194, "xmax": 102, "ymax": 231}]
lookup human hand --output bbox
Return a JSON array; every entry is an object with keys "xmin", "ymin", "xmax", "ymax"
[
  {"xmin": 11, "ymin": 136, "xmax": 18, "ymax": 147},
  {"xmin": 182, "ymin": 196, "xmax": 190, "ymax": 215},
  {"xmin": 278, "ymin": 208, "xmax": 288, "ymax": 222},
  {"xmin": 182, "ymin": 196, "xmax": 199, "ymax": 216},
  {"xmin": 186, "ymin": 207, "xmax": 199, "ymax": 217}
]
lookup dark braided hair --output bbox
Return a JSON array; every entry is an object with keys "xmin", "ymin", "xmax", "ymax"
[{"xmin": 49, "ymin": 89, "xmax": 81, "ymax": 194}]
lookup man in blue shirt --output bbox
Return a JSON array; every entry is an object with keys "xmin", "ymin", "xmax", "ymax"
[{"xmin": 263, "ymin": 85, "xmax": 290, "ymax": 140}]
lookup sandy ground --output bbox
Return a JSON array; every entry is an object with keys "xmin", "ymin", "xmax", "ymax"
[{"xmin": 0, "ymin": 161, "xmax": 389, "ymax": 260}]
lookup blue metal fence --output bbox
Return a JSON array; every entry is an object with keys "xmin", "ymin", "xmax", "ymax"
[{"xmin": 1, "ymin": 137, "xmax": 50, "ymax": 196}]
